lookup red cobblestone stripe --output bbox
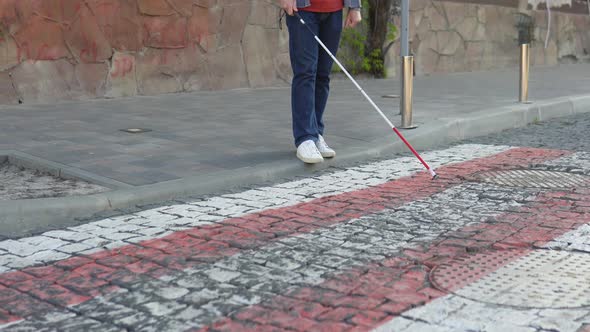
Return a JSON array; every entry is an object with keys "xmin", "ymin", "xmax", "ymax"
[
  {"xmin": 0, "ymin": 148, "xmax": 571, "ymax": 323},
  {"xmin": 201, "ymin": 190, "xmax": 590, "ymax": 332}
]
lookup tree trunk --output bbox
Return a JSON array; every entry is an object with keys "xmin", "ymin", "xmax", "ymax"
[{"xmin": 366, "ymin": 0, "xmax": 393, "ymax": 77}]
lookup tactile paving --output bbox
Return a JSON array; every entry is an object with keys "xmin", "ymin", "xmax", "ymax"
[
  {"xmin": 475, "ymin": 170, "xmax": 589, "ymax": 189},
  {"xmin": 432, "ymin": 249, "xmax": 590, "ymax": 309}
]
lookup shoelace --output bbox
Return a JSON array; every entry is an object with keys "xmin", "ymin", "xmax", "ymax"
[
  {"xmin": 317, "ymin": 139, "xmax": 330, "ymax": 150},
  {"xmin": 302, "ymin": 142, "xmax": 320, "ymax": 156}
]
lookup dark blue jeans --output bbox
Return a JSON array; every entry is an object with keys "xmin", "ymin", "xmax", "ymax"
[{"xmin": 286, "ymin": 10, "xmax": 343, "ymax": 147}]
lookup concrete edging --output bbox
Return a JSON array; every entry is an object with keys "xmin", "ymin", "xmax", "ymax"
[{"xmin": 1, "ymin": 94, "xmax": 590, "ymax": 237}]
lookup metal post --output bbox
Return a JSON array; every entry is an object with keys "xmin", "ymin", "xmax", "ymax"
[
  {"xmin": 519, "ymin": 43, "xmax": 531, "ymax": 103},
  {"xmin": 401, "ymin": 0, "xmax": 410, "ymax": 57},
  {"xmin": 382, "ymin": 0, "xmax": 408, "ymax": 100},
  {"xmin": 399, "ymin": 0, "xmax": 416, "ymax": 128}
]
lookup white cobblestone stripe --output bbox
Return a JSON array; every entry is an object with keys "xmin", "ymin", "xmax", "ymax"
[
  {"xmin": 0, "ymin": 144, "xmax": 511, "ymax": 272},
  {"xmin": 543, "ymin": 224, "xmax": 590, "ymax": 253},
  {"xmin": 373, "ymin": 294, "xmax": 590, "ymax": 332}
]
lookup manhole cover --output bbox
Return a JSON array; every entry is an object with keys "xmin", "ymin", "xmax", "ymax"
[
  {"xmin": 431, "ymin": 249, "xmax": 590, "ymax": 309},
  {"xmin": 475, "ymin": 170, "xmax": 589, "ymax": 189}
]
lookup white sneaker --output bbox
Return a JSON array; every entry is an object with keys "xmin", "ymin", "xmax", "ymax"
[
  {"xmin": 296, "ymin": 140, "xmax": 324, "ymax": 164},
  {"xmin": 316, "ymin": 135, "xmax": 336, "ymax": 158}
]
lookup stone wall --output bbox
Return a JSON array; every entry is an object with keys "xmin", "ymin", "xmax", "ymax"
[
  {"xmin": 384, "ymin": 0, "xmax": 590, "ymax": 76},
  {"xmin": 0, "ymin": 0, "xmax": 589, "ymax": 105},
  {"xmin": 0, "ymin": 0, "xmax": 291, "ymax": 104}
]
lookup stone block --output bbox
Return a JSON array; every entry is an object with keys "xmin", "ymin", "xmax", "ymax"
[
  {"xmin": 455, "ymin": 17, "xmax": 478, "ymax": 41},
  {"xmin": 556, "ymin": 15, "xmax": 578, "ymax": 59},
  {"xmin": 530, "ymin": 42, "xmax": 545, "ymax": 66},
  {"xmin": 480, "ymin": 40, "xmax": 517, "ymax": 70},
  {"xmin": 414, "ymin": 11, "xmax": 430, "ymax": 42},
  {"xmin": 142, "ymin": 15, "xmax": 188, "ymax": 49},
  {"xmin": 410, "ymin": 0, "xmax": 429, "ymax": 11},
  {"xmin": 425, "ymin": 2, "xmax": 447, "ymax": 31},
  {"xmin": 106, "ymin": 52, "xmax": 137, "ymax": 98},
  {"xmin": 188, "ymin": 5, "xmax": 222, "ymax": 52},
  {"xmin": 483, "ymin": 6, "xmax": 515, "ymax": 44},
  {"xmin": 383, "ymin": 42, "xmax": 400, "ymax": 78},
  {"xmin": 473, "ymin": 23, "xmax": 486, "ymax": 42},
  {"xmin": 0, "ymin": 0, "xmax": 18, "ymax": 31},
  {"xmin": 207, "ymin": 45, "xmax": 248, "ymax": 90},
  {"xmin": 437, "ymin": 40, "xmax": 465, "ymax": 73},
  {"xmin": 533, "ymin": 10, "xmax": 548, "ymax": 31},
  {"xmin": 87, "ymin": 0, "xmax": 144, "ymax": 52},
  {"xmin": 438, "ymin": 31, "xmax": 462, "ymax": 56},
  {"xmin": 136, "ymin": 46, "xmax": 206, "ymax": 94},
  {"xmin": 1, "ymin": 2, "xmax": 35, "ymax": 38},
  {"xmin": 477, "ymin": 6, "xmax": 486, "ymax": 24},
  {"xmin": 13, "ymin": 1, "xmax": 37, "ymax": 28},
  {"xmin": 138, "ymin": 0, "xmax": 175, "ymax": 16},
  {"xmin": 183, "ymin": 61, "xmax": 211, "ymax": 91},
  {"xmin": 34, "ymin": 0, "xmax": 84, "ymax": 24},
  {"xmin": 248, "ymin": 2, "xmax": 279, "ymax": 28},
  {"xmin": 217, "ymin": 2, "xmax": 250, "ymax": 47},
  {"xmin": 415, "ymin": 46, "xmax": 438, "ymax": 75},
  {"xmin": 10, "ymin": 59, "xmax": 83, "ymax": 103},
  {"xmin": 0, "ymin": 35, "xmax": 19, "ymax": 71},
  {"xmin": 465, "ymin": 41, "xmax": 484, "ymax": 71},
  {"xmin": 544, "ymin": 41, "xmax": 558, "ymax": 65},
  {"xmin": 219, "ymin": 0, "xmax": 243, "ymax": 5},
  {"xmin": 13, "ymin": 16, "xmax": 70, "ymax": 61},
  {"xmin": 168, "ymin": 0, "xmax": 193, "ymax": 17},
  {"xmin": 194, "ymin": 0, "xmax": 217, "ymax": 8},
  {"xmin": 445, "ymin": 2, "xmax": 468, "ymax": 29},
  {"xmin": 278, "ymin": 25, "xmax": 289, "ymax": 53},
  {"xmin": 243, "ymin": 24, "xmax": 277, "ymax": 88},
  {"xmin": 274, "ymin": 52, "xmax": 292, "ymax": 83},
  {"xmin": 75, "ymin": 62, "xmax": 108, "ymax": 97},
  {"xmin": 420, "ymin": 29, "xmax": 439, "ymax": 54},
  {"xmin": 64, "ymin": 6, "xmax": 113, "ymax": 63},
  {"xmin": 0, "ymin": 71, "xmax": 19, "ymax": 104}
]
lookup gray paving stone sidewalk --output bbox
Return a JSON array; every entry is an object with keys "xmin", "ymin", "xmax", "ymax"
[{"xmin": 0, "ymin": 64, "xmax": 588, "ymax": 188}]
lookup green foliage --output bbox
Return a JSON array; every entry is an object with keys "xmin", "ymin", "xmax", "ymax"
[
  {"xmin": 336, "ymin": 27, "xmax": 368, "ymax": 75},
  {"xmin": 368, "ymin": 48, "xmax": 384, "ymax": 75},
  {"xmin": 335, "ymin": 2, "xmax": 398, "ymax": 77},
  {"xmin": 387, "ymin": 23, "xmax": 398, "ymax": 43}
]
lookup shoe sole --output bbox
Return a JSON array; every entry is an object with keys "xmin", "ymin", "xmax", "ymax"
[
  {"xmin": 297, "ymin": 152, "xmax": 324, "ymax": 164},
  {"xmin": 320, "ymin": 151, "xmax": 336, "ymax": 158}
]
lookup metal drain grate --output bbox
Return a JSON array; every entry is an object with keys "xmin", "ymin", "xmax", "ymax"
[
  {"xmin": 476, "ymin": 170, "xmax": 589, "ymax": 189},
  {"xmin": 432, "ymin": 250, "xmax": 590, "ymax": 309}
]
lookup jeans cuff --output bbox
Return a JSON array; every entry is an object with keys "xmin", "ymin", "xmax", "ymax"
[{"xmin": 295, "ymin": 135, "xmax": 319, "ymax": 147}]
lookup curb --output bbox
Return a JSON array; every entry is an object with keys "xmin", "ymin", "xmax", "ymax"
[{"xmin": 2, "ymin": 94, "xmax": 590, "ymax": 237}]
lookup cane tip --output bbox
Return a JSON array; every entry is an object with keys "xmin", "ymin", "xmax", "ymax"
[{"xmin": 429, "ymin": 169, "xmax": 438, "ymax": 180}]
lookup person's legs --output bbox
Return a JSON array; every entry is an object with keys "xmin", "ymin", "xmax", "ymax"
[
  {"xmin": 287, "ymin": 11, "xmax": 321, "ymax": 147},
  {"xmin": 314, "ymin": 10, "xmax": 343, "ymax": 136}
]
